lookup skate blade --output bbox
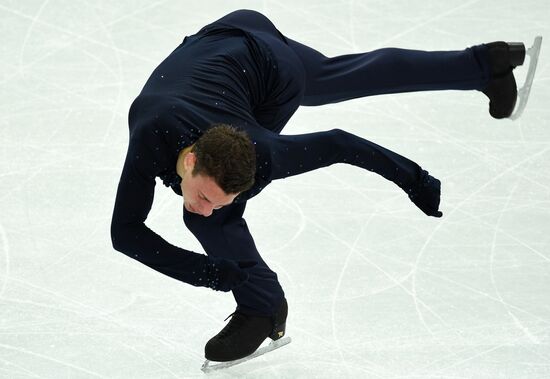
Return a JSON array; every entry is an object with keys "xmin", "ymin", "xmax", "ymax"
[
  {"xmin": 510, "ymin": 36, "xmax": 543, "ymax": 120},
  {"xmin": 201, "ymin": 336, "xmax": 291, "ymax": 373}
]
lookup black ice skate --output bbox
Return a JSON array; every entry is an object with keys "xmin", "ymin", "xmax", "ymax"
[
  {"xmin": 482, "ymin": 36, "xmax": 542, "ymax": 120},
  {"xmin": 201, "ymin": 298, "xmax": 290, "ymax": 373}
]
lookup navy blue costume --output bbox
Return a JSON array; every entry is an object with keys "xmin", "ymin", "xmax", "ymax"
[{"xmin": 111, "ymin": 10, "xmax": 491, "ymax": 317}]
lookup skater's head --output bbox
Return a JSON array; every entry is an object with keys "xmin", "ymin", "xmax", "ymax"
[{"xmin": 178, "ymin": 124, "xmax": 256, "ymax": 216}]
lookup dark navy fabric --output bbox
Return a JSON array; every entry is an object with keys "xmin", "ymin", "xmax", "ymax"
[{"xmin": 111, "ymin": 9, "xmax": 491, "ymax": 316}]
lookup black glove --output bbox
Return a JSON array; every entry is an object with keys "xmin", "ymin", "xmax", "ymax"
[
  {"xmin": 407, "ymin": 169, "xmax": 443, "ymax": 218},
  {"xmin": 204, "ymin": 257, "xmax": 257, "ymax": 292}
]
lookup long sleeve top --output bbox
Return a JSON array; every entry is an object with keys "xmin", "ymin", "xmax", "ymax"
[
  {"xmin": 111, "ymin": 23, "xmax": 425, "ymax": 287},
  {"xmin": 110, "ymin": 25, "xmax": 287, "ymax": 285}
]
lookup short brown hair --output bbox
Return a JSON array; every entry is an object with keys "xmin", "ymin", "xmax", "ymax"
[{"xmin": 191, "ymin": 124, "xmax": 256, "ymax": 194}]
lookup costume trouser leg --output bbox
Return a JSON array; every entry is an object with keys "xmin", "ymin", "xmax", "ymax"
[
  {"xmin": 285, "ymin": 38, "xmax": 491, "ymax": 106},
  {"xmin": 183, "ymin": 202, "xmax": 285, "ymax": 317}
]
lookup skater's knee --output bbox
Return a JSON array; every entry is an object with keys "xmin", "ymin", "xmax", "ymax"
[{"xmin": 374, "ymin": 48, "xmax": 415, "ymax": 71}]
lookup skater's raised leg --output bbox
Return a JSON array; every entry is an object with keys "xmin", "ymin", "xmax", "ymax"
[
  {"xmin": 285, "ymin": 38, "xmax": 492, "ymax": 106},
  {"xmin": 286, "ymin": 36, "xmax": 531, "ymax": 119}
]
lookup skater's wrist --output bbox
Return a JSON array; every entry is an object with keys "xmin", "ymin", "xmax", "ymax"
[{"xmin": 202, "ymin": 257, "xmax": 257, "ymax": 292}]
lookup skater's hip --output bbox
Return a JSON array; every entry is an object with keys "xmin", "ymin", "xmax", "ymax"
[{"xmin": 202, "ymin": 9, "xmax": 287, "ymax": 43}]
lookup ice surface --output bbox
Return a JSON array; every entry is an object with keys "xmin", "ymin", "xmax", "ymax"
[{"xmin": 1, "ymin": 0, "xmax": 549, "ymax": 378}]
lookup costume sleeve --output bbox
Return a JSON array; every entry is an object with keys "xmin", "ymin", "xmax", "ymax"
[
  {"xmin": 110, "ymin": 126, "xmax": 210, "ymax": 287},
  {"xmin": 263, "ymin": 128, "xmax": 442, "ymax": 216},
  {"xmin": 267, "ymin": 128, "xmax": 423, "ymax": 191}
]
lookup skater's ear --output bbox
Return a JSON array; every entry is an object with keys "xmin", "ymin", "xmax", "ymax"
[{"xmin": 183, "ymin": 151, "xmax": 197, "ymax": 172}]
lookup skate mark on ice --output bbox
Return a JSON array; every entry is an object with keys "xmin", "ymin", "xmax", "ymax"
[
  {"xmin": 0, "ymin": 220, "xmax": 10, "ymax": 298},
  {"xmin": 0, "ymin": 342, "xmax": 103, "ymax": 377},
  {"xmin": 388, "ymin": 97, "xmax": 509, "ymax": 171},
  {"xmin": 386, "ymin": 93, "xmax": 550, "ymax": 198},
  {"xmin": 424, "ymin": 268, "xmax": 550, "ymax": 326},
  {"xmin": 286, "ymin": 181, "xmax": 411, "ymax": 373},
  {"xmin": 17, "ymin": 0, "xmax": 49, "ymax": 70},
  {"xmin": 0, "ymin": 149, "xmax": 95, "ymax": 203},
  {"xmin": 371, "ymin": 0, "xmax": 481, "ymax": 48},
  {"xmin": 271, "ymin": 0, "xmax": 355, "ymax": 49},
  {"xmin": 319, "ymin": 173, "xmax": 445, "ymax": 322},
  {"xmin": 362, "ymin": 238, "xmax": 549, "ymax": 329},
  {"xmin": 0, "ymin": 353, "xmax": 43, "ymax": 378},
  {"xmin": 266, "ymin": 189, "xmax": 307, "ymax": 255},
  {"xmin": 288, "ymin": 323, "xmax": 389, "ymax": 377},
  {"xmin": 489, "ymin": 176, "xmax": 540, "ymax": 344},
  {"xmin": 298, "ymin": 178, "xmax": 453, "ymax": 355},
  {"xmin": 119, "ymin": 341, "xmax": 181, "ymax": 378},
  {"xmin": 0, "ymin": 0, "xmax": 165, "ymax": 87},
  {"xmin": 4, "ymin": 276, "xmax": 202, "ymax": 360},
  {"xmin": 409, "ymin": 144, "xmax": 550, "ymax": 348},
  {"xmin": 330, "ymin": 202, "xmax": 375, "ymax": 378}
]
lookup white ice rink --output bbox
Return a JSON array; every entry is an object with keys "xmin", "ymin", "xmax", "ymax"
[{"xmin": 1, "ymin": 0, "xmax": 550, "ymax": 378}]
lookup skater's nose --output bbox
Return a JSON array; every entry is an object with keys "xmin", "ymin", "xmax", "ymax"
[
  {"xmin": 197, "ymin": 202, "xmax": 214, "ymax": 217},
  {"xmin": 201, "ymin": 208, "xmax": 213, "ymax": 217}
]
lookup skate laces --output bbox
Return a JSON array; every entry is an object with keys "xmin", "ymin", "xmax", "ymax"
[{"xmin": 219, "ymin": 312, "xmax": 247, "ymax": 339}]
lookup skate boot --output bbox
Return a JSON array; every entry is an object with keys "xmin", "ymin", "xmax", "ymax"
[
  {"xmin": 204, "ymin": 298, "xmax": 288, "ymax": 362},
  {"xmin": 482, "ymin": 41, "xmax": 526, "ymax": 119}
]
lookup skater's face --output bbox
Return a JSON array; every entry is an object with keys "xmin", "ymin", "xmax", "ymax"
[{"xmin": 179, "ymin": 152, "xmax": 238, "ymax": 217}]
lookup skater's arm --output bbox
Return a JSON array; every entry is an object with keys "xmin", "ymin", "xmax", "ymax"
[
  {"xmin": 110, "ymin": 126, "xmax": 251, "ymax": 290},
  {"xmin": 266, "ymin": 128, "xmax": 442, "ymax": 217}
]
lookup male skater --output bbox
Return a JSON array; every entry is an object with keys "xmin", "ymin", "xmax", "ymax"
[{"xmin": 111, "ymin": 9, "xmax": 534, "ymax": 365}]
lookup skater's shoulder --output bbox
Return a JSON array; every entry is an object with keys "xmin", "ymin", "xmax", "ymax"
[{"xmin": 129, "ymin": 94, "xmax": 177, "ymax": 124}]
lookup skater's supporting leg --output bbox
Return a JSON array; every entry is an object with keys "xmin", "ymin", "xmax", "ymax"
[
  {"xmin": 183, "ymin": 201, "xmax": 285, "ymax": 317},
  {"xmin": 286, "ymin": 38, "xmax": 491, "ymax": 106}
]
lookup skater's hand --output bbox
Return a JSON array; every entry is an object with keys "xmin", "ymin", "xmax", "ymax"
[
  {"xmin": 205, "ymin": 257, "xmax": 257, "ymax": 292},
  {"xmin": 407, "ymin": 170, "xmax": 443, "ymax": 218}
]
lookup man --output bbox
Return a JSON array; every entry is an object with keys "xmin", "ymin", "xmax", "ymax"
[{"xmin": 111, "ymin": 9, "xmax": 531, "ymax": 363}]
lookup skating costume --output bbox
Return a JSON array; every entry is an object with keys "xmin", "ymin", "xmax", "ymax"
[{"xmin": 111, "ymin": 10, "xmax": 534, "ymax": 363}]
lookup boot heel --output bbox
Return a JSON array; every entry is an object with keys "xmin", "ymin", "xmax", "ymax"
[
  {"xmin": 508, "ymin": 42, "xmax": 526, "ymax": 67},
  {"xmin": 269, "ymin": 322, "xmax": 286, "ymax": 341}
]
